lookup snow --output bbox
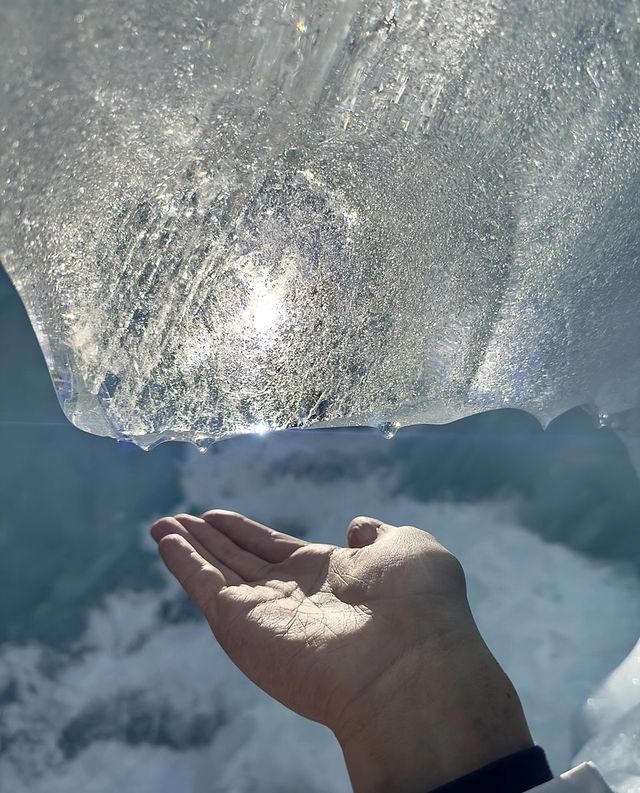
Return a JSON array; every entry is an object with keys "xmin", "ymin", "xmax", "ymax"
[{"xmin": 1, "ymin": 436, "xmax": 639, "ymax": 791}]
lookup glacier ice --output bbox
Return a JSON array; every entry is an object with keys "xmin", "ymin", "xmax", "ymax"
[
  {"xmin": 1, "ymin": 0, "xmax": 640, "ymax": 449},
  {"xmin": 573, "ymin": 639, "xmax": 640, "ymax": 792}
]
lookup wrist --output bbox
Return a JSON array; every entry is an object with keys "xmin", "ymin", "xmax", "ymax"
[{"xmin": 334, "ymin": 632, "xmax": 533, "ymax": 793}]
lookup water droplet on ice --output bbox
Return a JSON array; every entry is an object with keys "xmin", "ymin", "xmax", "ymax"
[
  {"xmin": 598, "ymin": 412, "xmax": 613, "ymax": 428},
  {"xmin": 378, "ymin": 421, "xmax": 399, "ymax": 439}
]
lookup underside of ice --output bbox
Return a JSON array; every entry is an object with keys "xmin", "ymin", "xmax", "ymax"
[{"xmin": 1, "ymin": 0, "xmax": 640, "ymax": 449}]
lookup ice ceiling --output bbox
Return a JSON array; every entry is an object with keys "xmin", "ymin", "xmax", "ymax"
[{"xmin": 1, "ymin": 0, "xmax": 640, "ymax": 449}]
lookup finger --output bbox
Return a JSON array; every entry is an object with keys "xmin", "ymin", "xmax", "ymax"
[
  {"xmin": 157, "ymin": 533, "xmax": 225, "ymax": 620},
  {"xmin": 346, "ymin": 516, "xmax": 390, "ymax": 548},
  {"xmin": 175, "ymin": 513, "xmax": 271, "ymax": 582},
  {"xmin": 151, "ymin": 516, "xmax": 244, "ymax": 585},
  {"xmin": 201, "ymin": 509, "xmax": 307, "ymax": 563}
]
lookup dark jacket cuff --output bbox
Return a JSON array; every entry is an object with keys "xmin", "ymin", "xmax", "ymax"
[{"xmin": 428, "ymin": 746, "xmax": 553, "ymax": 793}]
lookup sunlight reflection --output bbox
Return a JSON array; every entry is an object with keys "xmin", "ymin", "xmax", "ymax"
[
  {"xmin": 248, "ymin": 422, "xmax": 271, "ymax": 435},
  {"xmin": 245, "ymin": 278, "xmax": 281, "ymax": 339}
]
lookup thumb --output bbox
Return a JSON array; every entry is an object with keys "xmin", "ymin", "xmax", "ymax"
[{"xmin": 346, "ymin": 516, "xmax": 391, "ymax": 548}]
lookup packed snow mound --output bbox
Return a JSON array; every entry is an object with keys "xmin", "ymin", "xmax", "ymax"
[{"xmin": 1, "ymin": 0, "xmax": 640, "ymax": 448}]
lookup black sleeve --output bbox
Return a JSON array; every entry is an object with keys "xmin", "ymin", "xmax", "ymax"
[{"xmin": 428, "ymin": 746, "xmax": 553, "ymax": 793}]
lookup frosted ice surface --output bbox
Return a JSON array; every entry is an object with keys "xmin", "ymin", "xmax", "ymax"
[
  {"xmin": 574, "ymin": 704, "xmax": 640, "ymax": 793},
  {"xmin": 1, "ymin": 0, "xmax": 640, "ymax": 448}
]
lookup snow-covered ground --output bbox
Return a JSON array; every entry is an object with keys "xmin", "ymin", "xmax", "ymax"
[{"xmin": 1, "ymin": 432, "xmax": 639, "ymax": 792}]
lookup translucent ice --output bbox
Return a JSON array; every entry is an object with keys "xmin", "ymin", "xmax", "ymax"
[
  {"xmin": 1, "ymin": 0, "xmax": 640, "ymax": 449},
  {"xmin": 573, "ymin": 637, "xmax": 640, "ymax": 791}
]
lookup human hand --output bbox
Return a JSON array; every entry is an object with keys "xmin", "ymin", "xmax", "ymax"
[{"xmin": 151, "ymin": 511, "xmax": 532, "ymax": 792}]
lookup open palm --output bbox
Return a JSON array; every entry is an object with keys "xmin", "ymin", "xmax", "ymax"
[
  {"xmin": 151, "ymin": 510, "xmax": 471, "ymax": 732},
  {"xmin": 151, "ymin": 509, "xmax": 534, "ymax": 792}
]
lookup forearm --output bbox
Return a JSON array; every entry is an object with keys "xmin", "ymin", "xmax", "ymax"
[{"xmin": 335, "ymin": 632, "xmax": 533, "ymax": 793}]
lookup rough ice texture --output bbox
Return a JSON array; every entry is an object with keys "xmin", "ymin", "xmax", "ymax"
[
  {"xmin": 573, "ymin": 636, "xmax": 640, "ymax": 791},
  {"xmin": 1, "ymin": 0, "xmax": 640, "ymax": 448}
]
